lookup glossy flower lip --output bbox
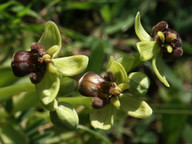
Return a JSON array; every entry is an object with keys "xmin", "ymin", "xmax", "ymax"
[
  {"xmin": 11, "ymin": 42, "xmax": 47, "ymax": 84},
  {"xmin": 78, "ymin": 71, "xmax": 119, "ymax": 108}
]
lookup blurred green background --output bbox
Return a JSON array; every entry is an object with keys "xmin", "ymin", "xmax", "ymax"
[{"xmin": 0, "ymin": 0, "xmax": 192, "ymax": 144}]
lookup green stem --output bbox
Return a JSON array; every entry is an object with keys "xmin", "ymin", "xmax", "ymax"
[
  {"xmin": 0, "ymin": 83, "xmax": 35, "ymax": 102},
  {"xmin": 58, "ymin": 96, "xmax": 92, "ymax": 108},
  {"xmin": 78, "ymin": 125, "xmax": 112, "ymax": 144}
]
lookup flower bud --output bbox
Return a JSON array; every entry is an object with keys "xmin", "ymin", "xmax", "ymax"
[
  {"xmin": 128, "ymin": 72, "xmax": 150, "ymax": 96},
  {"xmin": 50, "ymin": 102, "xmax": 79, "ymax": 130}
]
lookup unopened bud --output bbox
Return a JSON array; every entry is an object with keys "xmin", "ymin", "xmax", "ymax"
[{"xmin": 50, "ymin": 102, "xmax": 79, "ymax": 130}]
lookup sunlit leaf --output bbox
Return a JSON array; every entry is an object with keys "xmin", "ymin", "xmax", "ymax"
[
  {"xmin": 120, "ymin": 94, "xmax": 152, "ymax": 118},
  {"xmin": 12, "ymin": 91, "xmax": 39, "ymax": 113},
  {"xmin": 152, "ymin": 54, "xmax": 170, "ymax": 87},
  {"xmin": 1, "ymin": 123, "xmax": 28, "ymax": 144},
  {"xmin": 38, "ymin": 21, "xmax": 61, "ymax": 58},
  {"xmin": 51, "ymin": 55, "xmax": 88, "ymax": 76},
  {"xmin": 135, "ymin": 12, "xmax": 152, "ymax": 41},
  {"xmin": 107, "ymin": 56, "xmax": 128, "ymax": 84},
  {"xmin": 90, "ymin": 104, "xmax": 115, "ymax": 130},
  {"xmin": 136, "ymin": 41, "xmax": 160, "ymax": 61},
  {"xmin": 36, "ymin": 71, "xmax": 60, "ymax": 105}
]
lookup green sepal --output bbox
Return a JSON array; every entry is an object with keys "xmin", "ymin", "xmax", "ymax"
[
  {"xmin": 50, "ymin": 102, "xmax": 79, "ymax": 130},
  {"xmin": 135, "ymin": 12, "xmax": 152, "ymax": 41},
  {"xmin": 38, "ymin": 21, "xmax": 61, "ymax": 58},
  {"xmin": 136, "ymin": 41, "xmax": 160, "ymax": 61},
  {"xmin": 116, "ymin": 55, "xmax": 134, "ymax": 73},
  {"xmin": 152, "ymin": 54, "xmax": 170, "ymax": 87},
  {"xmin": 128, "ymin": 72, "xmax": 150, "ymax": 96},
  {"xmin": 107, "ymin": 56, "xmax": 128, "ymax": 84},
  {"xmin": 120, "ymin": 94, "xmax": 152, "ymax": 118},
  {"xmin": 90, "ymin": 104, "xmax": 115, "ymax": 130},
  {"xmin": 35, "ymin": 71, "xmax": 60, "ymax": 105},
  {"xmin": 51, "ymin": 55, "xmax": 88, "ymax": 76}
]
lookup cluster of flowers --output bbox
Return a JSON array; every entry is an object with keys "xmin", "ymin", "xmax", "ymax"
[{"xmin": 11, "ymin": 12, "xmax": 182, "ymax": 130}]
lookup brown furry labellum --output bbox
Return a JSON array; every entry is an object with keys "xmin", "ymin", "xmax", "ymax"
[{"xmin": 11, "ymin": 42, "xmax": 47, "ymax": 84}]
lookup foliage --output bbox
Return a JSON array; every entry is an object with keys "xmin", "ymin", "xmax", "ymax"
[{"xmin": 0, "ymin": 0, "xmax": 192, "ymax": 144}]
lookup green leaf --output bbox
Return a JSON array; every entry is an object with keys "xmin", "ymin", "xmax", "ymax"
[
  {"xmin": 162, "ymin": 99, "xmax": 187, "ymax": 144},
  {"xmin": 85, "ymin": 39, "xmax": 105, "ymax": 73},
  {"xmin": 100, "ymin": 4, "xmax": 111, "ymax": 24},
  {"xmin": 120, "ymin": 94, "xmax": 152, "ymax": 118},
  {"xmin": 152, "ymin": 54, "xmax": 170, "ymax": 87},
  {"xmin": 38, "ymin": 21, "xmax": 61, "ymax": 58},
  {"xmin": 90, "ymin": 104, "xmax": 115, "ymax": 130},
  {"xmin": 36, "ymin": 71, "xmax": 60, "ymax": 105},
  {"xmin": 134, "ymin": 12, "xmax": 152, "ymax": 41},
  {"xmin": 104, "ymin": 15, "xmax": 134, "ymax": 34},
  {"xmin": 128, "ymin": 72, "xmax": 150, "ymax": 96},
  {"xmin": 136, "ymin": 41, "xmax": 160, "ymax": 61},
  {"xmin": 51, "ymin": 55, "xmax": 88, "ymax": 76},
  {"xmin": 12, "ymin": 91, "xmax": 39, "ymax": 113},
  {"xmin": 0, "ymin": 83, "xmax": 35, "ymax": 102},
  {"xmin": 107, "ymin": 56, "xmax": 128, "ymax": 84},
  {"xmin": 50, "ymin": 102, "xmax": 79, "ymax": 130},
  {"xmin": 1, "ymin": 123, "xmax": 28, "ymax": 144}
]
